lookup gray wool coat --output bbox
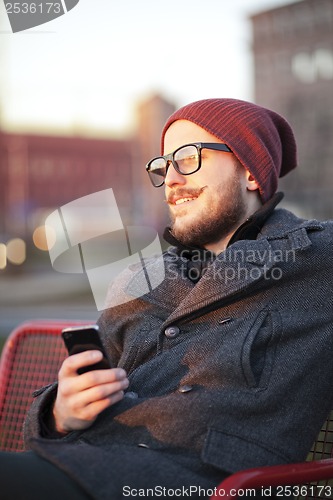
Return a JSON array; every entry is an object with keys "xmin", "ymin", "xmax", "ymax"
[{"xmin": 24, "ymin": 207, "xmax": 333, "ymax": 499}]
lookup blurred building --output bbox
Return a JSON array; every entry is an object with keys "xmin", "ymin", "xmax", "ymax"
[
  {"xmin": 0, "ymin": 133, "xmax": 134, "ymax": 235},
  {"xmin": 133, "ymin": 94, "xmax": 176, "ymax": 229},
  {"xmin": 251, "ymin": 0, "xmax": 333, "ymax": 218},
  {"xmin": 0, "ymin": 94, "xmax": 176, "ymax": 269}
]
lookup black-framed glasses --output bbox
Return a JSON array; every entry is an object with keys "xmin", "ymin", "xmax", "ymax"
[{"xmin": 145, "ymin": 142, "xmax": 233, "ymax": 187}]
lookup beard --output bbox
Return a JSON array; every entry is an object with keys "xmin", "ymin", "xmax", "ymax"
[{"xmin": 168, "ymin": 170, "xmax": 247, "ymax": 248}]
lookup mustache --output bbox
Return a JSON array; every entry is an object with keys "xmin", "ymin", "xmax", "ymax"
[{"xmin": 165, "ymin": 186, "xmax": 206, "ymax": 204}]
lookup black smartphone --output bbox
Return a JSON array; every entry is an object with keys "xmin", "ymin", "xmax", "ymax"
[{"xmin": 61, "ymin": 324, "xmax": 111, "ymax": 374}]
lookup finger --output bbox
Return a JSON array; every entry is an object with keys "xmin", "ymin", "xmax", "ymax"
[
  {"xmin": 60, "ymin": 350, "xmax": 104, "ymax": 377},
  {"xmin": 74, "ymin": 390, "xmax": 125, "ymax": 422},
  {"xmin": 78, "ymin": 367, "xmax": 127, "ymax": 388},
  {"xmin": 72, "ymin": 378, "xmax": 129, "ymax": 408}
]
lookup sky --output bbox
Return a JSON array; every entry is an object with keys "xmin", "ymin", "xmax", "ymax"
[{"xmin": 0, "ymin": 0, "xmax": 300, "ymax": 137}]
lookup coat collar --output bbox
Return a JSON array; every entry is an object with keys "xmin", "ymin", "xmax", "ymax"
[
  {"xmin": 163, "ymin": 209, "xmax": 324, "ymax": 324},
  {"xmin": 124, "ymin": 198, "xmax": 324, "ymax": 322},
  {"xmin": 257, "ymin": 207, "xmax": 324, "ymax": 240},
  {"xmin": 163, "ymin": 237, "xmax": 275, "ymax": 324},
  {"xmin": 162, "ymin": 192, "xmax": 284, "ymax": 285}
]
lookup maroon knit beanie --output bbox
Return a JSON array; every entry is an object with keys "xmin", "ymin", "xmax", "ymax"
[{"xmin": 160, "ymin": 98, "xmax": 297, "ymax": 202}]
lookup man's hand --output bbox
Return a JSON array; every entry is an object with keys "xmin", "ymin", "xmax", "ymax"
[{"xmin": 52, "ymin": 350, "xmax": 129, "ymax": 434}]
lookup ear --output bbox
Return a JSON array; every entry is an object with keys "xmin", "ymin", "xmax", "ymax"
[{"xmin": 246, "ymin": 171, "xmax": 260, "ymax": 192}]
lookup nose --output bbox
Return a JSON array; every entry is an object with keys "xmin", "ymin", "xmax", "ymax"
[{"xmin": 164, "ymin": 161, "xmax": 186, "ymax": 188}]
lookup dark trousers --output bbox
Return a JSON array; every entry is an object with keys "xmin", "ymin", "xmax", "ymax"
[{"xmin": 0, "ymin": 450, "xmax": 91, "ymax": 500}]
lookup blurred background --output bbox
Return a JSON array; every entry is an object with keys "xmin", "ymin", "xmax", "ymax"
[{"xmin": 0, "ymin": 0, "xmax": 332, "ymax": 346}]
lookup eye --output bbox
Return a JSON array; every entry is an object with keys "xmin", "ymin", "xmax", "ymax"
[{"xmin": 179, "ymin": 154, "xmax": 197, "ymax": 163}]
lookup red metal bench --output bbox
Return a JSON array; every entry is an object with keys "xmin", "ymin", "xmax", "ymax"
[{"xmin": 0, "ymin": 320, "xmax": 332, "ymax": 499}]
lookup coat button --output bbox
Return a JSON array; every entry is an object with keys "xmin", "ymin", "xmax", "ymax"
[
  {"xmin": 125, "ymin": 391, "xmax": 138, "ymax": 399},
  {"xmin": 218, "ymin": 317, "xmax": 232, "ymax": 325},
  {"xmin": 164, "ymin": 326, "xmax": 180, "ymax": 338},
  {"xmin": 178, "ymin": 384, "xmax": 193, "ymax": 393}
]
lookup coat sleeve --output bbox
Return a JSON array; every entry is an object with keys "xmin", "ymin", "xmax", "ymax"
[{"xmin": 23, "ymin": 382, "xmax": 60, "ymax": 447}]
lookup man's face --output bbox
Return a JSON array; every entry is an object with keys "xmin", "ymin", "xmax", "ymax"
[{"xmin": 163, "ymin": 120, "xmax": 253, "ymax": 250}]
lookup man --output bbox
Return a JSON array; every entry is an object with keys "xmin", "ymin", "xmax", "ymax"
[{"xmin": 1, "ymin": 98, "xmax": 333, "ymax": 499}]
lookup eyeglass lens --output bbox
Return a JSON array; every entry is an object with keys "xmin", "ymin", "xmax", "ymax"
[
  {"xmin": 149, "ymin": 144, "xmax": 199, "ymax": 186},
  {"xmin": 174, "ymin": 145, "xmax": 199, "ymax": 174}
]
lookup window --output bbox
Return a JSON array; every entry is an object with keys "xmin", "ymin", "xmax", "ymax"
[{"xmin": 291, "ymin": 48, "xmax": 333, "ymax": 83}]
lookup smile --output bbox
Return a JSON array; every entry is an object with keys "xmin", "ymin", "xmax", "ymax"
[
  {"xmin": 174, "ymin": 197, "xmax": 198, "ymax": 205},
  {"xmin": 167, "ymin": 186, "xmax": 206, "ymax": 207}
]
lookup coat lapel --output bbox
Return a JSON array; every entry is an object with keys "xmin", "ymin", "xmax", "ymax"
[
  {"xmin": 164, "ymin": 238, "xmax": 275, "ymax": 324},
  {"xmin": 123, "ymin": 209, "xmax": 323, "ymax": 322}
]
